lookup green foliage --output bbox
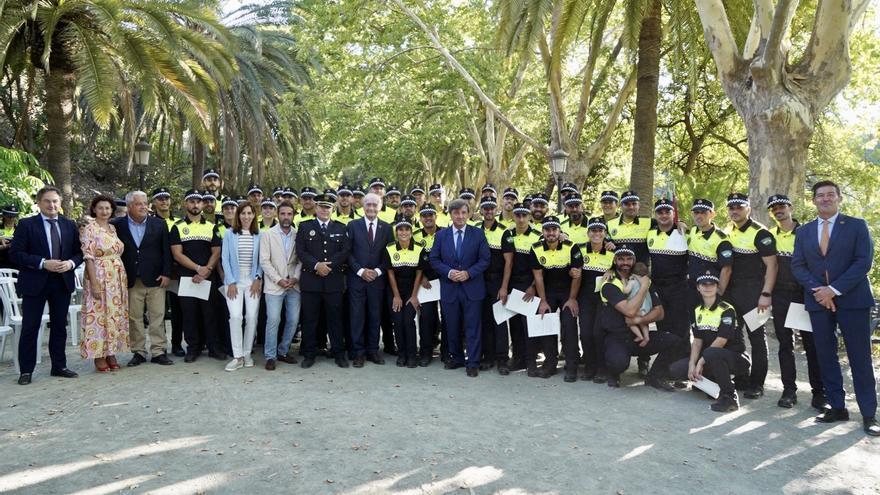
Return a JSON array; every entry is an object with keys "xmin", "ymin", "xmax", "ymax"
[{"xmin": 0, "ymin": 147, "xmax": 51, "ymax": 211}]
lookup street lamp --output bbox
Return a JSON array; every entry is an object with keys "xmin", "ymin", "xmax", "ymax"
[
  {"xmin": 134, "ymin": 137, "xmax": 152, "ymax": 191},
  {"xmin": 550, "ymin": 148, "xmax": 569, "ymax": 214}
]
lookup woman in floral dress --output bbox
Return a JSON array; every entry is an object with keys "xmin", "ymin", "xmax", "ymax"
[{"xmin": 80, "ymin": 195, "xmax": 129, "ymax": 371}]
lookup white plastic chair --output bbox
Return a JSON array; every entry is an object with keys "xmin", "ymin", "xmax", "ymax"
[
  {"xmin": 0, "ymin": 268, "xmax": 18, "ymax": 279},
  {"xmin": 67, "ymin": 267, "xmax": 85, "ymax": 346},
  {"xmin": 0, "ymin": 277, "xmax": 49, "ymax": 371}
]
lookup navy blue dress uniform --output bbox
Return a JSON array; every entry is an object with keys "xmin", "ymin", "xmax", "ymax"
[
  {"xmin": 597, "ymin": 245, "xmax": 680, "ymax": 388},
  {"xmin": 606, "ymin": 191, "xmax": 656, "ymax": 264},
  {"xmin": 295, "ymin": 194, "xmax": 352, "ymax": 367},
  {"xmin": 383, "ymin": 223, "xmax": 429, "ymax": 367},
  {"xmin": 413, "ymin": 204, "xmax": 444, "ymax": 364},
  {"xmin": 576, "ymin": 217, "xmax": 615, "ymax": 382},
  {"xmin": 647, "ymin": 199, "xmax": 691, "ymax": 359},
  {"xmin": 724, "ymin": 192, "xmax": 777, "ymax": 397},
  {"xmin": 669, "ymin": 270, "xmax": 751, "ymax": 412},
  {"xmin": 766, "ymin": 194, "xmax": 825, "ymax": 409},
  {"xmin": 477, "ymin": 197, "xmax": 508, "ymax": 370},
  {"xmin": 500, "ymin": 203, "xmax": 542, "ymax": 371},
  {"xmin": 528, "ymin": 216, "xmax": 584, "ymax": 380}
]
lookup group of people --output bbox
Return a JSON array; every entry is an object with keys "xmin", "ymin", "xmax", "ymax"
[{"xmin": 4, "ymin": 171, "xmax": 878, "ymax": 436}]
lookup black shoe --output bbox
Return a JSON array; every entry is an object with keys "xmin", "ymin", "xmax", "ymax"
[
  {"xmin": 479, "ymin": 362, "xmax": 492, "ymax": 371},
  {"xmin": 466, "ymin": 367, "xmax": 478, "ymax": 377},
  {"xmin": 171, "ymin": 347, "xmax": 186, "ymax": 357},
  {"xmin": 564, "ymin": 373, "xmax": 577, "ymax": 383},
  {"xmin": 384, "ymin": 347, "xmax": 398, "ymax": 356},
  {"xmin": 673, "ymin": 381, "xmax": 688, "ymax": 389},
  {"xmin": 811, "ymin": 393, "xmax": 830, "ymax": 412},
  {"xmin": 508, "ymin": 360, "xmax": 526, "ymax": 371},
  {"xmin": 127, "ymin": 353, "xmax": 147, "ymax": 367},
  {"xmin": 277, "ymin": 354, "xmax": 298, "ymax": 364},
  {"xmin": 646, "ymin": 376, "xmax": 675, "ymax": 392},
  {"xmin": 637, "ymin": 360, "xmax": 649, "ymax": 379},
  {"xmin": 815, "ymin": 408, "xmax": 849, "ymax": 423},
  {"xmin": 208, "ymin": 351, "xmax": 227, "ymax": 361},
  {"xmin": 580, "ymin": 368, "xmax": 596, "ymax": 381},
  {"xmin": 607, "ymin": 376, "xmax": 620, "ymax": 388},
  {"xmin": 444, "ymin": 361, "xmax": 463, "ymax": 370},
  {"xmin": 535, "ymin": 368, "xmax": 553, "ymax": 379},
  {"xmin": 301, "ymin": 358, "xmax": 315, "ymax": 369},
  {"xmin": 744, "ymin": 386, "xmax": 764, "ymax": 399},
  {"xmin": 184, "ymin": 352, "xmax": 198, "ymax": 363},
  {"xmin": 335, "ymin": 357, "xmax": 350, "ymax": 368},
  {"xmin": 592, "ymin": 371, "xmax": 608, "ymax": 384},
  {"xmin": 711, "ymin": 393, "xmax": 740, "ymax": 412},
  {"xmin": 777, "ymin": 391, "xmax": 798, "ymax": 409},
  {"xmin": 497, "ymin": 362, "xmax": 510, "ymax": 376},
  {"xmin": 864, "ymin": 417, "xmax": 880, "ymax": 436},
  {"xmin": 50, "ymin": 368, "xmax": 78, "ymax": 378},
  {"xmin": 353, "ymin": 356, "xmax": 365, "ymax": 368},
  {"xmin": 366, "ymin": 353, "xmax": 385, "ymax": 365},
  {"xmin": 418, "ymin": 357, "xmax": 431, "ymax": 367},
  {"xmin": 150, "ymin": 354, "xmax": 174, "ymax": 366},
  {"xmin": 406, "ymin": 358, "xmax": 418, "ymax": 369},
  {"xmin": 18, "ymin": 373, "xmax": 31, "ymax": 385},
  {"xmin": 396, "ymin": 357, "xmax": 406, "ymax": 367}
]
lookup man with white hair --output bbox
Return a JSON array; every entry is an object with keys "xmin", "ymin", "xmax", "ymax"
[
  {"xmin": 346, "ymin": 192, "xmax": 394, "ymax": 366},
  {"xmin": 111, "ymin": 191, "xmax": 174, "ymax": 366}
]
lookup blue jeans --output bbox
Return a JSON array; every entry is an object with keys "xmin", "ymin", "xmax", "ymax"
[{"xmin": 264, "ymin": 290, "xmax": 301, "ymax": 360}]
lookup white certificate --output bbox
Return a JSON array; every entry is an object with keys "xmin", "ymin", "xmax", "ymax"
[
  {"xmin": 417, "ymin": 279, "xmax": 441, "ymax": 303},
  {"xmin": 693, "ymin": 377, "xmax": 720, "ymax": 399},
  {"xmin": 784, "ymin": 302, "xmax": 813, "ymax": 332},
  {"xmin": 526, "ymin": 311, "xmax": 560, "ymax": 337},
  {"xmin": 179, "ymin": 277, "xmax": 211, "ymax": 301},
  {"xmin": 505, "ymin": 289, "xmax": 540, "ymax": 316},
  {"xmin": 743, "ymin": 306, "xmax": 772, "ymax": 333},
  {"xmin": 594, "ymin": 276, "xmax": 604, "ymax": 293},
  {"xmin": 493, "ymin": 300, "xmax": 516, "ymax": 324}
]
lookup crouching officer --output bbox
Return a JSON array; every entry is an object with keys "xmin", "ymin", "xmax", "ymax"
[
  {"xmin": 529, "ymin": 216, "xmax": 583, "ymax": 381},
  {"xmin": 670, "ymin": 270, "xmax": 751, "ymax": 412},
  {"xmin": 598, "ymin": 246, "xmax": 679, "ymax": 389}
]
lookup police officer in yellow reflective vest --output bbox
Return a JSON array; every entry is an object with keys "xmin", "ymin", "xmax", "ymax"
[
  {"xmin": 0, "ymin": 204, "xmax": 19, "ymax": 268},
  {"xmin": 607, "ymin": 190, "xmax": 655, "ymax": 265},
  {"xmin": 499, "ymin": 203, "xmax": 541, "ymax": 374},
  {"xmin": 216, "ymin": 197, "xmax": 238, "ymax": 239},
  {"xmin": 414, "ymin": 203, "xmax": 444, "ymax": 365},
  {"xmin": 530, "ymin": 216, "xmax": 583, "ymax": 381},
  {"xmin": 332, "ymin": 184, "xmax": 361, "ymax": 225},
  {"xmin": 476, "ymin": 196, "xmax": 508, "ymax": 371},
  {"xmin": 561, "ymin": 193, "xmax": 589, "ymax": 246},
  {"xmin": 725, "ymin": 192, "xmax": 777, "ymax": 400},
  {"xmin": 687, "ymin": 198, "xmax": 733, "ymax": 301},
  {"xmin": 767, "ymin": 194, "xmax": 826, "ymax": 410},
  {"xmin": 384, "ymin": 219, "xmax": 428, "ymax": 367},
  {"xmin": 669, "ymin": 269, "xmax": 751, "ymax": 412},
  {"xmin": 575, "ymin": 217, "xmax": 614, "ymax": 382}
]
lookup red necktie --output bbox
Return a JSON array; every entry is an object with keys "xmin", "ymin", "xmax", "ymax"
[{"xmin": 368, "ymin": 221, "xmax": 374, "ymax": 246}]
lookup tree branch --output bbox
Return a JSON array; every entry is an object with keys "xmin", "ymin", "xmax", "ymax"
[
  {"xmin": 760, "ymin": 0, "xmax": 798, "ymax": 71},
  {"xmin": 709, "ymin": 132, "xmax": 749, "ymax": 161},
  {"xmin": 572, "ymin": 0, "xmax": 616, "ymax": 144},
  {"xmin": 456, "ymin": 89, "xmax": 487, "ymax": 168},
  {"xmin": 743, "ymin": 0, "xmax": 774, "ymax": 59},
  {"xmin": 694, "ymin": 0, "xmax": 741, "ymax": 80},
  {"xmin": 582, "ymin": 66, "xmax": 637, "ymax": 164}
]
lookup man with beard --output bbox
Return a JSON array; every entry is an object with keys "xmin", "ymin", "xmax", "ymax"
[
  {"xmin": 607, "ymin": 190, "xmax": 654, "ymax": 266},
  {"xmin": 597, "ymin": 246, "xmax": 678, "ymax": 389},
  {"xmin": 333, "ymin": 184, "xmax": 361, "ymax": 225},
  {"xmin": 499, "ymin": 187, "xmax": 518, "ymax": 223},
  {"xmin": 201, "ymin": 168, "xmax": 221, "ymax": 199},
  {"xmin": 561, "ymin": 193, "xmax": 589, "ymax": 246},
  {"xmin": 529, "ymin": 193, "xmax": 550, "ymax": 230},
  {"xmin": 381, "ymin": 185, "xmax": 402, "ymax": 224},
  {"xmin": 395, "ymin": 195, "xmax": 419, "ymax": 230}
]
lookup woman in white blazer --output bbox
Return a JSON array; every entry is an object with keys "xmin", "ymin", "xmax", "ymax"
[{"xmin": 221, "ymin": 203, "xmax": 263, "ymax": 371}]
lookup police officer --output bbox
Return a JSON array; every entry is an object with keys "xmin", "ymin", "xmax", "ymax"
[
  {"xmin": 459, "ymin": 187, "xmax": 477, "ymax": 220},
  {"xmin": 530, "ymin": 216, "xmax": 583, "ymax": 381},
  {"xmin": 687, "ymin": 199, "xmax": 733, "ymax": 298},
  {"xmin": 217, "ymin": 197, "xmax": 238, "ymax": 239},
  {"xmin": 477, "ymin": 196, "xmax": 508, "ymax": 371},
  {"xmin": 561, "ymin": 193, "xmax": 589, "ymax": 245},
  {"xmin": 272, "ymin": 186, "xmax": 285, "ymax": 205},
  {"xmin": 151, "ymin": 187, "xmax": 177, "ymax": 229},
  {"xmin": 414, "ymin": 203, "xmax": 444, "ymax": 365},
  {"xmin": 598, "ymin": 246, "xmax": 678, "ymax": 389},
  {"xmin": 499, "ymin": 187, "xmax": 518, "ymax": 223},
  {"xmin": 295, "ymin": 187, "xmax": 318, "ymax": 227},
  {"xmin": 151, "ymin": 186, "xmax": 184, "ymax": 356},
  {"xmin": 767, "ymin": 194, "xmax": 826, "ymax": 410},
  {"xmin": 0, "ymin": 205, "xmax": 19, "ymax": 268},
  {"xmin": 381, "ymin": 185, "xmax": 402, "ymax": 224},
  {"xmin": 281, "ymin": 187, "xmax": 298, "ymax": 209},
  {"xmin": 577, "ymin": 217, "xmax": 615, "ymax": 382},
  {"xmin": 669, "ymin": 270, "xmax": 751, "ymax": 412},
  {"xmin": 259, "ymin": 199, "xmax": 277, "ymax": 231},
  {"xmin": 410, "ymin": 185, "xmax": 427, "ymax": 210},
  {"xmin": 529, "ymin": 193, "xmax": 550, "ymax": 229},
  {"xmin": 201, "ymin": 168, "xmax": 222, "ymax": 198},
  {"xmin": 607, "ymin": 190, "xmax": 655, "ymax": 265},
  {"xmin": 295, "ymin": 193, "xmax": 351, "ymax": 368},
  {"xmin": 384, "ymin": 219, "xmax": 429, "ymax": 368},
  {"xmin": 427, "ymin": 184, "xmax": 450, "ymax": 227},
  {"xmin": 246, "ymin": 184, "xmax": 264, "ymax": 212},
  {"xmin": 725, "ymin": 192, "xmax": 777, "ymax": 399},
  {"xmin": 599, "ymin": 190, "xmax": 619, "ymax": 222},
  {"xmin": 499, "ymin": 203, "xmax": 542, "ymax": 373},
  {"xmin": 169, "ymin": 189, "xmax": 223, "ymax": 362},
  {"xmin": 395, "ymin": 195, "xmax": 419, "ymax": 230},
  {"xmin": 333, "ymin": 184, "xmax": 361, "ymax": 225},
  {"xmin": 352, "ymin": 186, "xmax": 365, "ymax": 216}
]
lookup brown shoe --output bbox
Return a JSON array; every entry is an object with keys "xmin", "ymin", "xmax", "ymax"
[
  {"xmin": 265, "ymin": 359, "xmax": 276, "ymax": 371},
  {"xmin": 277, "ymin": 354, "xmax": 298, "ymax": 364}
]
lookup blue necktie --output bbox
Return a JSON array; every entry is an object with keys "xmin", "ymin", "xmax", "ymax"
[
  {"xmin": 47, "ymin": 218, "xmax": 61, "ymax": 260},
  {"xmin": 455, "ymin": 229, "xmax": 463, "ymax": 260}
]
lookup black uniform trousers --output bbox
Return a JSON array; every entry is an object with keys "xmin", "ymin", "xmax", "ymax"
[
  {"xmin": 17, "ymin": 275, "xmax": 70, "ymax": 374},
  {"xmin": 418, "ymin": 300, "xmax": 439, "ymax": 359},
  {"xmin": 604, "ymin": 329, "xmax": 679, "ymax": 380},
  {"xmin": 654, "ymin": 277, "xmax": 692, "ymax": 360},
  {"xmin": 577, "ymin": 289, "xmax": 602, "ymax": 373},
  {"xmin": 506, "ymin": 279, "xmax": 531, "ymax": 366},
  {"xmin": 481, "ymin": 274, "xmax": 510, "ymax": 363},
  {"xmin": 381, "ymin": 291, "xmax": 396, "ymax": 352},
  {"xmin": 728, "ymin": 278, "xmax": 768, "ymax": 389},
  {"xmin": 526, "ymin": 291, "xmax": 578, "ymax": 373},
  {"xmin": 167, "ymin": 291, "xmax": 184, "ymax": 351},
  {"xmin": 391, "ymin": 278, "xmax": 418, "ymax": 361},
  {"xmin": 772, "ymin": 286, "xmax": 824, "ymax": 395},
  {"xmin": 300, "ymin": 290, "xmax": 345, "ymax": 359},
  {"xmin": 670, "ymin": 348, "xmax": 751, "ymax": 397},
  {"xmin": 179, "ymin": 280, "xmax": 222, "ymax": 356}
]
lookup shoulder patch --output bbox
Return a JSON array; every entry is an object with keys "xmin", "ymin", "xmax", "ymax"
[
  {"xmin": 760, "ymin": 236, "xmax": 773, "ymax": 246},
  {"xmin": 721, "ymin": 316, "xmax": 734, "ymax": 325},
  {"xmin": 720, "ymin": 249, "xmax": 733, "ymax": 258}
]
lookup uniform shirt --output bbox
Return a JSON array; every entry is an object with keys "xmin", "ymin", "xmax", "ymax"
[
  {"xmin": 169, "ymin": 216, "xmax": 221, "ymax": 277},
  {"xmin": 772, "ymin": 221, "xmax": 800, "ymax": 290},
  {"xmin": 377, "ymin": 206, "xmax": 397, "ymax": 224},
  {"xmin": 647, "ymin": 225, "xmax": 688, "ymax": 280},
  {"xmin": 433, "ymin": 209, "xmax": 451, "ymax": 228},
  {"xmin": 479, "ymin": 219, "xmax": 507, "ymax": 276},
  {"xmin": 599, "ymin": 275, "xmax": 661, "ymax": 333},
  {"xmin": 0, "ymin": 225, "xmax": 14, "ymax": 239},
  {"xmin": 529, "ymin": 239, "xmax": 583, "ymax": 294},
  {"xmin": 294, "ymin": 212, "xmax": 315, "ymax": 228},
  {"xmin": 383, "ymin": 240, "xmax": 428, "ymax": 284},
  {"xmin": 580, "ymin": 243, "xmax": 614, "ymax": 294},
  {"xmin": 686, "ymin": 224, "xmax": 733, "ymax": 285},
  {"xmin": 414, "ymin": 227, "xmax": 441, "ymax": 280},
  {"xmin": 259, "ymin": 218, "xmax": 278, "ymax": 232},
  {"xmin": 693, "ymin": 299, "xmax": 745, "ymax": 354},
  {"xmin": 216, "ymin": 221, "xmax": 232, "ymax": 240},
  {"xmin": 501, "ymin": 226, "xmax": 541, "ymax": 285},
  {"xmin": 561, "ymin": 216, "xmax": 589, "ymax": 246},
  {"xmin": 726, "ymin": 218, "xmax": 777, "ymax": 282},
  {"xmin": 154, "ymin": 213, "xmax": 178, "ymax": 232},
  {"xmin": 332, "ymin": 208, "xmax": 362, "ymax": 225},
  {"xmin": 607, "ymin": 215, "xmax": 656, "ymax": 264}
]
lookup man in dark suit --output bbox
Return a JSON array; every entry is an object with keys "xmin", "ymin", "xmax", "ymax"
[
  {"xmin": 111, "ymin": 191, "xmax": 174, "ymax": 366},
  {"xmin": 9, "ymin": 186, "xmax": 83, "ymax": 385},
  {"xmin": 346, "ymin": 192, "xmax": 393, "ymax": 367},
  {"xmin": 429, "ymin": 198, "xmax": 491, "ymax": 377},
  {"xmin": 296, "ymin": 193, "xmax": 351, "ymax": 368},
  {"xmin": 792, "ymin": 180, "xmax": 878, "ymax": 436}
]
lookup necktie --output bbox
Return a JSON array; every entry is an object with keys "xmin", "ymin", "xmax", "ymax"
[
  {"xmin": 321, "ymin": 222, "xmax": 327, "ymax": 235},
  {"xmin": 819, "ymin": 219, "xmax": 830, "ymax": 256},
  {"xmin": 47, "ymin": 218, "xmax": 61, "ymax": 260},
  {"xmin": 455, "ymin": 229, "xmax": 463, "ymax": 260},
  {"xmin": 368, "ymin": 221, "xmax": 374, "ymax": 246}
]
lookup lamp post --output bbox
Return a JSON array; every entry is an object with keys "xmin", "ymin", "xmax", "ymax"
[
  {"xmin": 550, "ymin": 148, "xmax": 569, "ymax": 214},
  {"xmin": 134, "ymin": 138, "xmax": 152, "ymax": 191}
]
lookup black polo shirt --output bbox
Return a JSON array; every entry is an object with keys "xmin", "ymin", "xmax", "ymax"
[
  {"xmin": 599, "ymin": 276, "xmax": 661, "ymax": 333},
  {"xmin": 529, "ymin": 240, "xmax": 583, "ymax": 293},
  {"xmin": 169, "ymin": 216, "xmax": 221, "ymax": 277}
]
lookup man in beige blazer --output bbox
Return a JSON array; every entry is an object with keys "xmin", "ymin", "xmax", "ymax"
[{"xmin": 259, "ymin": 201, "xmax": 303, "ymax": 370}]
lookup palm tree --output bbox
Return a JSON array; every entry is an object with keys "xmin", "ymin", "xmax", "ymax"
[{"xmin": 0, "ymin": 0, "xmax": 235, "ymax": 212}]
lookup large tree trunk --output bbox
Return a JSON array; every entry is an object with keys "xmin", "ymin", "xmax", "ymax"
[
  {"xmin": 629, "ymin": 0, "xmax": 662, "ymax": 214},
  {"xmin": 44, "ymin": 67, "xmax": 76, "ymax": 215},
  {"xmin": 192, "ymin": 140, "xmax": 205, "ymax": 190}
]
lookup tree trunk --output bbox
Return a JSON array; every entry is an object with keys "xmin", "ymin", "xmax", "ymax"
[
  {"xmin": 44, "ymin": 67, "xmax": 76, "ymax": 215},
  {"xmin": 192, "ymin": 140, "xmax": 205, "ymax": 190},
  {"xmin": 629, "ymin": 0, "xmax": 662, "ymax": 214}
]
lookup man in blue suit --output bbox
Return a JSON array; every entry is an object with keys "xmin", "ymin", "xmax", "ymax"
[
  {"xmin": 9, "ymin": 186, "xmax": 83, "ymax": 385},
  {"xmin": 792, "ymin": 180, "xmax": 878, "ymax": 436},
  {"xmin": 347, "ymin": 192, "xmax": 393, "ymax": 367},
  {"xmin": 429, "ymin": 198, "xmax": 491, "ymax": 377}
]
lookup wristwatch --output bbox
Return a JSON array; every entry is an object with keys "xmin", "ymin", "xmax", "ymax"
[{"xmin": 760, "ymin": 291, "xmax": 771, "ymax": 297}]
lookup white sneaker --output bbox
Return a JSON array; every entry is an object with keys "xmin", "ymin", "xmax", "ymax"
[
  {"xmin": 225, "ymin": 358, "xmax": 244, "ymax": 372},
  {"xmin": 243, "ymin": 356, "xmax": 254, "ymax": 368}
]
